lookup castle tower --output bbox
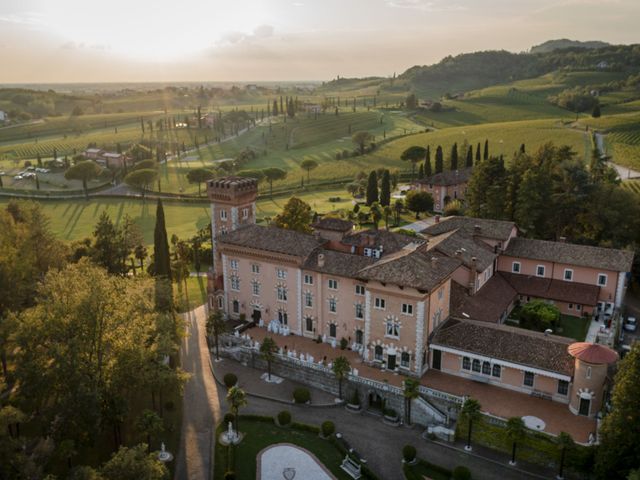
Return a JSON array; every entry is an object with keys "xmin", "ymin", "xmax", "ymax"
[
  {"xmin": 206, "ymin": 176, "xmax": 258, "ymax": 311},
  {"xmin": 567, "ymin": 342, "xmax": 618, "ymax": 418}
]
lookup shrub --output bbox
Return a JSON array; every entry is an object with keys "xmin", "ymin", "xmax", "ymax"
[
  {"xmin": 293, "ymin": 387, "xmax": 311, "ymax": 404},
  {"xmin": 224, "ymin": 472, "xmax": 236, "ymax": 480},
  {"xmin": 291, "ymin": 422, "xmax": 320, "ymax": 434},
  {"xmin": 223, "ymin": 413, "xmax": 235, "ymax": 425},
  {"xmin": 277, "ymin": 410, "xmax": 292, "ymax": 426},
  {"xmin": 328, "ymin": 197, "xmax": 341, "ymax": 202},
  {"xmin": 453, "ymin": 466, "xmax": 471, "ymax": 480},
  {"xmin": 402, "ymin": 445, "xmax": 417, "ymax": 462},
  {"xmin": 316, "ymin": 335, "xmax": 323, "ymax": 344},
  {"xmin": 223, "ymin": 373, "xmax": 238, "ymax": 388},
  {"xmin": 350, "ymin": 389, "xmax": 360, "ymax": 406},
  {"xmin": 340, "ymin": 337, "xmax": 348, "ymax": 350},
  {"xmin": 321, "ymin": 421, "xmax": 335, "ymax": 437},
  {"xmin": 384, "ymin": 408, "xmax": 398, "ymax": 418}
]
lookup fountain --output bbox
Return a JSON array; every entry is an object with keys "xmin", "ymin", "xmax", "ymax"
[
  {"xmin": 220, "ymin": 421, "xmax": 241, "ymax": 445},
  {"xmin": 157, "ymin": 442, "xmax": 173, "ymax": 463}
]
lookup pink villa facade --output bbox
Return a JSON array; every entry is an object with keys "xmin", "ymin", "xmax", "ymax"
[
  {"xmin": 413, "ymin": 167, "xmax": 472, "ymax": 212},
  {"xmin": 206, "ymin": 177, "xmax": 632, "ymax": 423}
]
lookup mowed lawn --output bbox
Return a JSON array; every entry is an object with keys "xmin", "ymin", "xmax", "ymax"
[{"xmin": 0, "ymin": 186, "xmax": 353, "ymax": 244}]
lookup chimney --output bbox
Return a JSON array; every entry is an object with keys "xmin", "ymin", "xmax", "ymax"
[
  {"xmin": 317, "ymin": 253, "xmax": 325, "ymax": 268},
  {"xmin": 431, "ymin": 256, "xmax": 438, "ymax": 267},
  {"xmin": 455, "ymin": 249, "xmax": 462, "ymax": 257},
  {"xmin": 468, "ymin": 256, "xmax": 478, "ymax": 294},
  {"xmin": 559, "ymin": 236, "xmax": 567, "ymax": 243}
]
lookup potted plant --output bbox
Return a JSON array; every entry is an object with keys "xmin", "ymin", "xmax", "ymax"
[
  {"xmin": 383, "ymin": 407, "xmax": 400, "ymax": 424},
  {"xmin": 346, "ymin": 389, "xmax": 361, "ymax": 412}
]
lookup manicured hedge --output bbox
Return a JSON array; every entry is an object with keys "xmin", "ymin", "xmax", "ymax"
[
  {"xmin": 223, "ymin": 373, "xmax": 237, "ymax": 388},
  {"xmin": 293, "ymin": 387, "xmax": 311, "ymax": 403},
  {"xmin": 277, "ymin": 410, "xmax": 292, "ymax": 426}
]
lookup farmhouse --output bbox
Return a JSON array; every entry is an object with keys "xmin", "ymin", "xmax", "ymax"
[
  {"xmin": 82, "ymin": 148, "xmax": 130, "ymax": 168},
  {"xmin": 412, "ymin": 167, "xmax": 472, "ymax": 212},
  {"xmin": 206, "ymin": 177, "xmax": 630, "ymax": 425}
]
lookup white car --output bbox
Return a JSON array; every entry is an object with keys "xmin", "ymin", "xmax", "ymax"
[
  {"xmin": 625, "ymin": 317, "xmax": 637, "ymax": 332},
  {"xmin": 14, "ymin": 174, "xmax": 23, "ymax": 180}
]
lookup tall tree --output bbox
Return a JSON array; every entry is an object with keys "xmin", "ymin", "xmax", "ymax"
[
  {"xmin": 556, "ymin": 432, "xmax": 575, "ymax": 480},
  {"xmin": 226, "ymin": 386, "xmax": 247, "ymax": 432},
  {"xmin": 332, "ymin": 356, "xmax": 351, "ymax": 400},
  {"xmin": 405, "ymin": 190, "xmax": 433, "ymax": 219},
  {"xmin": 466, "ymin": 145, "xmax": 473, "ymax": 168},
  {"xmin": 435, "ymin": 146, "xmax": 444, "ymax": 173},
  {"xmin": 352, "ymin": 131, "xmax": 372, "ymax": 155},
  {"xmin": 260, "ymin": 337, "xmax": 278, "ymax": 381},
  {"xmin": 403, "ymin": 378, "xmax": 420, "ymax": 425},
  {"xmin": 262, "ymin": 167, "xmax": 287, "ymax": 197},
  {"xmin": 400, "ymin": 146, "xmax": 427, "ymax": 178},
  {"xmin": 65, "ymin": 160, "xmax": 102, "ymax": 199},
  {"xmin": 460, "ymin": 398, "xmax": 482, "ymax": 451},
  {"xmin": 136, "ymin": 410, "xmax": 163, "ymax": 453},
  {"xmin": 466, "ymin": 156, "xmax": 507, "ymax": 219},
  {"xmin": 153, "ymin": 200, "xmax": 172, "ymax": 312},
  {"xmin": 366, "ymin": 170, "xmax": 379, "ymax": 206},
  {"xmin": 505, "ymin": 417, "xmax": 526, "ymax": 465},
  {"xmin": 595, "ymin": 342, "xmax": 640, "ymax": 479},
  {"xmin": 405, "ymin": 93, "xmax": 417, "ymax": 110},
  {"xmin": 483, "ymin": 139, "xmax": 489, "ymax": 160},
  {"xmin": 379, "ymin": 169, "xmax": 391, "ymax": 206},
  {"xmin": 186, "ymin": 168, "xmax": 214, "ymax": 197},
  {"xmin": 206, "ymin": 310, "xmax": 227, "ymax": 360},
  {"xmin": 272, "ymin": 197, "xmax": 313, "ymax": 233},
  {"xmin": 370, "ymin": 202, "xmax": 382, "ymax": 230},
  {"xmin": 100, "ymin": 444, "xmax": 168, "ymax": 480},
  {"xmin": 476, "ymin": 142, "xmax": 481, "ymax": 162},
  {"xmin": 417, "ymin": 163, "xmax": 424, "ymax": 179},
  {"xmin": 450, "ymin": 142, "xmax": 459, "ymax": 170},
  {"xmin": 125, "ymin": 169, "xmax": 158, "ymax": 201},
  {"xmin": 300, "ymin": 159, "xmax": 318, "ymax": 183},
  {"xmin": 592, "ymin": 103, "xmax": 601, "ymax": 118},
  {"xmin": 424, "ymin": 146, "xmax": 432, "ymax": 177}
]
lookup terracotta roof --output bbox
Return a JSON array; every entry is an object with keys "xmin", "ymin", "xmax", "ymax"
[
  {"xmin": 422, "ymin": 216, "xmax": 516, "ymax": 242},
  {"xmin": 312, "ymin": 217, "xmax": 354, "ymax": 232},
  {"xmin": 500, "ymin": 272, "xmax": 600, "ymax": 306},
  {"xmin": 568, "ymin": 342, "xmax": 618, "ymax": 364},
  {"xmin": 303, "ymin": 248, "xmax": 375, "ymax": 278},
  {"xmin": 342, "ymin": 229, "xmax": 420, "ymax": 255},
  {"xmin": 359, "ymin": 250, "xmax": 460, "ymax": 291},
  {"xmin": 431, "ymin": 318, "xmax": 575, "ymax": 376},
  {"xmin": 451, "ymin": 275, "xmax": 517, "ymax": 323},
  {"xmin": 429, "ymin": 230, "xmax": 497, "ymax": 272},
  {"xmin": 504, "ymin": 237, "xmax": 634, "ymax": 273},
  {"xmin": 415, "ymin": 167, "xmax": 472, "ymax": 186},
  {"xmin": 217, "ymin": 224, "xmax": 324, "ymax": 258}
]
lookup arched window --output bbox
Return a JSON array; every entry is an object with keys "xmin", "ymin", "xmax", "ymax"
[
  {"xmin": 462, "ymin": 357, "xmax": 471, "ymax": 370},
  {"xmin": 278, "ymin": 310, "xmax": 288, "ymax": 325},
  {"xmin": 401, "ymin": 352, "xmax": 410, "ymax": 368},
  {"xmin": 492, "ymin": 364, "xmax": 501, "ymax": 378},
  {"xmin": 482, "ymin": 361, "xmax": 491, "ymax": 375},
  {"xmin": 329, "ymin": 323, "xmax": 337, "ymax": 338},
  {"xmin": 472, "ymin": 359, "xmax": 481, "ymax": 372},
  {"xmin": 374, "ymin": 345, "xmax": 383, "ymax": 361},
  {"xmin": 232, "ymin": 300, "xmax": 239, "ymax": 314},
  {"xmin": 305, "ymin": 317, "xmax": 313, "ymax": 332},
  {"xmin": 355, "ymin": 329, "xmax": 364, "ymax": 345}
]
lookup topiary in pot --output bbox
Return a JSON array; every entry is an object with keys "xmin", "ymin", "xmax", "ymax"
[
  {"xmin": 293, "ymin": 387, "xmax": 311, "ymax": 404},
  {"xmin": 277, "ymin": 410, "xmax": 292, "ymax": 426},
  {"xmin": 223, "ymin": 373, "xmax": 238, "ymax": 388},
  {"xmin": 350, "ymin": 389, "xmax": 360, "ymax": 406},
  {"xmin": 321, "ymin": 421, "xmax": 335, "ymax": 437},
  {"xmin": 453, "ymin": 466, "xmax": 471, "ymax": 480},
  {"xmin": 402, "ymin": 445, "xmax": 417, "ymax": 463}
]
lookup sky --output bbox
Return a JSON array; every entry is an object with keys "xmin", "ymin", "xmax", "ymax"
[{"xmin": 0, "ymin": 0, "xmax": 638, "ymax": 83}]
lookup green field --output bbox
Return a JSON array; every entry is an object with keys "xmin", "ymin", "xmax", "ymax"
[
  {"xmin": 0, "ymin": 186, "xmax": 353, "ymax": 244},
  {"xmin": 363, "ymin": 118, "xmax": 591, "ymax": 168}
]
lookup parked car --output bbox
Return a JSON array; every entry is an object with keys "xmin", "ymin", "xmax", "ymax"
[
  {"xmin": 14, "ymin": 174, "xmax": 23, "ymax": 180},
  {"xmin": 625, "ymin": 316, "xmax": 637, "ymax": 332}
]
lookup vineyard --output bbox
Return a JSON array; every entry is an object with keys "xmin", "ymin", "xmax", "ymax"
[{"xmin": 621, "ymin": 180, "xmax": 640, "ymax": 196}]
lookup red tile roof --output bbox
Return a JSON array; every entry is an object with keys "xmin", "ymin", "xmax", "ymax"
[{"xmin": 568, "ymin": 342, "xmax": 618, "ymax": 364}]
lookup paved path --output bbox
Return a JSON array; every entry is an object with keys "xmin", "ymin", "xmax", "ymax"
[
  {"xmin": 595, "ymin": 132, "xmax": 640, "ymax": 179},
  {"xmin": 174, "ymin": 305, "xmax": 222, "ymax": 480}
]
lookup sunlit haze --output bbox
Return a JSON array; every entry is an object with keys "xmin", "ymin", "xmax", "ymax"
[{"xmin": 1, "ymin": 0, "xmax": 639, "ymax": 82}]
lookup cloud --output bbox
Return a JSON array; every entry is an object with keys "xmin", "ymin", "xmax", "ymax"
[
  {"xmin": 385, "ymin": 0, "xmax": 465, "ymax": 11},
  {"xmin": 0, "ymin": 11, "xmax": 46, "ymax": 28},
  {"xmin": 217, "ymin": 24, "xmax": 275, "ymax": 46}
]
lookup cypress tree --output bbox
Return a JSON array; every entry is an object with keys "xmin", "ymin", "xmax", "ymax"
[
  {"xmin": 380, "ymin": 170, "xmax": 391, "ymax": 206},
  {"xmin": 592, "ymin": 103, "xmax": 601, "ymax": 118},
  {"xmin": 519, "ymin": 143, "xmax": 526, "ymax": 154},
  {"xmin": 450, "ymin": 142, "xmax": 458, "ymax": 170},
  {"xmin": 435, "ymin": 146, "xmax": 444, "ymax": 173},
  {"xmin": 418, "ymin": 163, "xmax": 425, "ymax": 179},
  {"xmin": 366, "ymin": 170, "xmax": 379, "ymax": 206},
  {"xmin": 483, "ymin": 139, "xmax": 489, "ymax": 161},
  {"xmin": 476, "ymin": 143, "xmax": 481, "ymax": 162},
  {"xmin": 466, "ymin": 145, "xmax": 473, "ymax": 168},
  {"xmin": 273, "ymin": 100, "xmax": 278, "ymax": 116},
  {"xmin": 154, "ymin": 199, "xmax": 173, "ymax": 311},
  {"xmin": 425, "ymin": 146, "xmax": 432, "ymax": 176}
]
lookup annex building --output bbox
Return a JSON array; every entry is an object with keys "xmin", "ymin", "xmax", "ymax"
[{"xmin": 206, "ymin": 176, "xmax": 630, "ymax": 423}]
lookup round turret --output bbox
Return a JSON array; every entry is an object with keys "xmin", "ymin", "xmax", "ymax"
[{"xmin": 567, "ymin": 342, "xmax": 618, "ymax": 418}]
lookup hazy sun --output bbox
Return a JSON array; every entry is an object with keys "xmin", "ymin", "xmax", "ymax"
[{"xmin": 42, "ymin": 0, "xmax": 271, "ymax": 60}]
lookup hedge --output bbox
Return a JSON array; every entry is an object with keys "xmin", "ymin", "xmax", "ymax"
[
  {"xmin": 293, "ymin": 387, "xmax": 311, "ymax": 404},
  {"xmin": 277, "ymin": 410, "xmax": 292, "ymax": 426},
  {"xmin": 223, "ymin": 373, "xmax": 238, "ymax": 388}
]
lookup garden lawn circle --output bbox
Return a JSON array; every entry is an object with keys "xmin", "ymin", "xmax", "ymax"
[
  {"xmin": 522, "ymin": 415, "xmax": 546, "ymax": 431},
  {"xmin": 257, "ymin": 443, "xmax": 337, "ymax": 480}
]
